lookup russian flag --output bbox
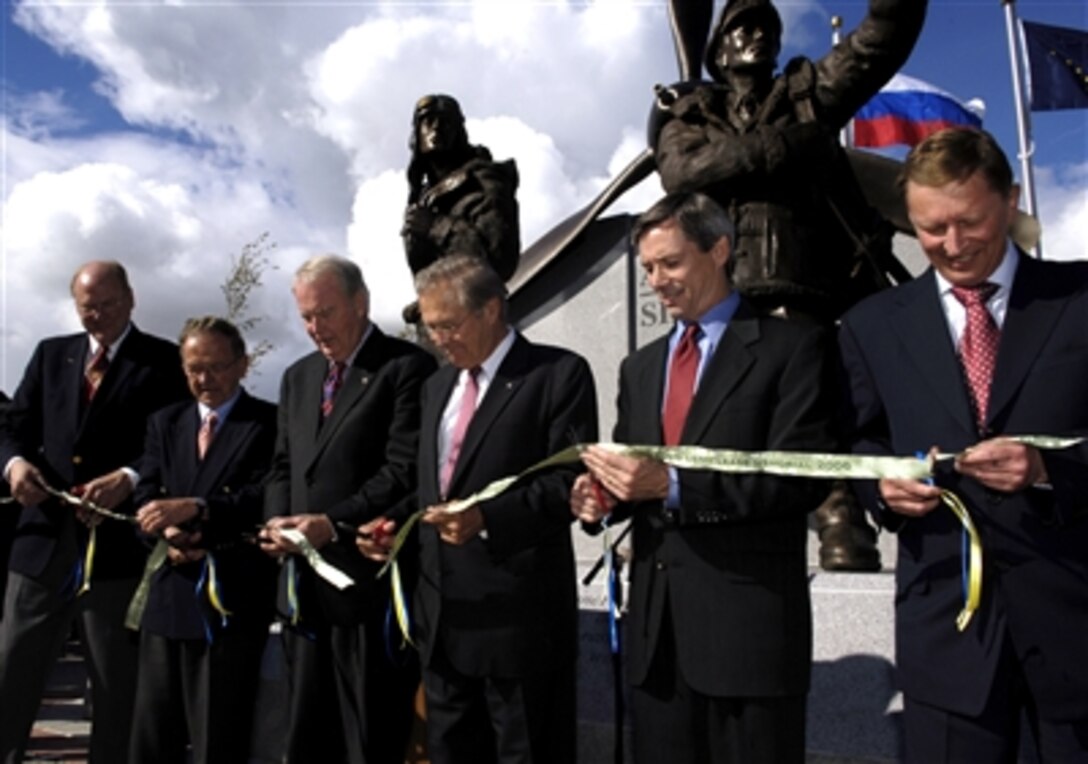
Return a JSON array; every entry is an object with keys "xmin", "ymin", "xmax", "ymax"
[{"xmin": 853, "ymin": 74, "xmax": 984, "ymax": 148}]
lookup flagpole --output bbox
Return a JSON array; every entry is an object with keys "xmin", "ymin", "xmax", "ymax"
[
  {"xmin": 832, "ymin": 15, "xmax": 854, "ymax": 147},
  {"xmin": 1002, "ymin": 0, "xmax": 1042, "ymax": 257}
]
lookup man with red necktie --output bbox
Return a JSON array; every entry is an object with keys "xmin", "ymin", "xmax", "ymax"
[
  {"xmin": 259, "ymin": 254, "xmax": 435, "ymax": 764},
  {"xmin": 571, "ymin": 192, "xmax": 836, "ymax": 763},
  {"xmin": 0, "ymin": 260, "xmax": 188, "ymax": 763},
  {"xmin": 839, "ymin": 127, "xmax": 1088, "ymax": 762}
]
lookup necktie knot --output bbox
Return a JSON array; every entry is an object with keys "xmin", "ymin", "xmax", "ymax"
[{"xmin": 951, "ymin": 282, "xmax": 998, "ymax": 308}]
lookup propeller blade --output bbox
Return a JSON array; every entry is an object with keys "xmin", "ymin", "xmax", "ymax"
[
  {"xmin": 509, "ymin": 147, "xmax": 656, "ymax": 292},
  {"xmin": 845, "ymin": 148, "xmax": 911, "ymax": 235},
  {"xmin": 668, "ymin": 0, "xmax": 714, "ymax": 82}
]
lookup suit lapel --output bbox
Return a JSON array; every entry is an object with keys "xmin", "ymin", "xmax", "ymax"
[
  {"xmin": 424, "ymin": 367, "xmax": 459, "ymax": 501},
  {"xmin": 987, "ymin": 254, "xmax": 1068, "ymax": 426},
  {"xmin": 682, "ymin": 313, "xmax": 757, "ymax": 445},
  {"xmin": 310, "ymin": 329, "xmax": 383, "ymax": 467},
  {"xmin": 64, "ymin": 336, "xmax": 87, "ymax": 440},
  {"xmin": 446, "ymin": 335, "xmax": 527, "ymax": 495},
  {"xmin": 889, "ymin": 273, "xmax": 977, "ymax": 437},
  {"xmin": 626, "ymin": 337, "xmax": 669, "ymax": 445}
]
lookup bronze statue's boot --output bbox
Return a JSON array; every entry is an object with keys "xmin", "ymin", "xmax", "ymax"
[{"xmin": 815, "ymin": 481, "xmax": 881, "ymax": 572}]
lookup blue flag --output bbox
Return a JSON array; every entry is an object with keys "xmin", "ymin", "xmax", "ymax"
[{"xmin": 1021, "ymin": 20, "xmax": 1088, "ymax": 111}]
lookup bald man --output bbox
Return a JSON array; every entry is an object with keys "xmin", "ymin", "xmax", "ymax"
[{"xmin": 0, "ymin": 261, "xmax": 188, "ymax": 764}]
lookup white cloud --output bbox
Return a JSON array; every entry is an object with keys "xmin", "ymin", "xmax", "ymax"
[{"xmin": 1034, "ymin": 162, "xmax": 1088, "ymax": 263}]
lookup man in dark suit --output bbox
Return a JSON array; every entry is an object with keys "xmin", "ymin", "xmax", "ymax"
[
  {"xmin": 572, "ymin": 192, "xmax": 836, "ymax": 763},
  {"xmin": 128, "ymin": 316, "xmax": 277, "ymax": 763},
  {"xmin": 0, "ymin": 392, "xmax": 13, "ymax": 619},
  {"xmin": 358, "ymin": 253, "xmax": 597, "ymax": 764},
  {"xmin": 259, "ymin": 254, "xmax": 435, "ymax": 764},
  {"xmin": 0, "ymin": 260, "xmax": 189, "ymax": 764},
  {"xmin": 838, "ymin": 127, "xmax": 1088, "ymax": 762}
]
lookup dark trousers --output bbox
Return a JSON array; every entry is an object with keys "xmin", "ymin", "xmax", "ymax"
[
  {"xmin": 281, "ymin": 615, "xmax": 418, "ymax": 764},
  {"xmin": 128, "ymin": 623, "xmax": 268, "ymax": 764},
  {"xmin": 422, "ymin": 645, "xmax": 576, "ymax": 764},
  {"xmin": 0, "ymin": 553, "xmax": 139, "ymax": 764},
  {"xmin": 903, "ymin": 636, "xmax": 1088, "ymax": 764},
  {"xmin": 631, "ymin": 608, "xmax": 806, "ymax": 764}
]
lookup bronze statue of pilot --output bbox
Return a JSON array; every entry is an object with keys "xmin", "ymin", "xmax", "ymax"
[
  {"xmin": 653, "ymin": 0, "xmax": 928, "ymax": 570},
  {"xmin": 402, "ymin": 94, "xmax": 521, "ymax": 322}
]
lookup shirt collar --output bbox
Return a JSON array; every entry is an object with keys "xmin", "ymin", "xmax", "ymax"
[
  {"xmin": 934, "ymin": 240, "xmax": 1018, "ymax": 298},
  {"xmin": 336, "ymin": 322, "xmax": 374, "ymax": 370},
  {"xmin": 673, "ymin": 291, "xmax": 741, "ymax": 346},
  {"xmin": 198, "ymin": 387, "xmax": 243, "ymax": 423},
  {"xmin": 475, "ymin": 327, "xmax": 516, "ymax": 383},
  {"xmin": 88, "ymin": 322, "xmax": 133, "ymax": 359}
]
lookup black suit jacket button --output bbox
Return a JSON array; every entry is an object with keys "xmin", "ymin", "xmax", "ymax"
[
  {"xmin": 655, "ymin": 560, "xmax": 667, "ymax": 571},
  {"xmin": 72, "ymin": 455, "xmax": 82, "ymax": 465}
]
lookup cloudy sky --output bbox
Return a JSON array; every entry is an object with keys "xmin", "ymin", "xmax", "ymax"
[{"xmin": 2, "ymin": 0, "xmax": 1086, "ymax": 399}]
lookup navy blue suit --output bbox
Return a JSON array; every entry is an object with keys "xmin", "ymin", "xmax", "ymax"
[
  {"xmin": 839, "ymin": 254, "xmax": 1088, "ymax": 753},
  {"xmin": 128, "ymin": 390, "xmax": 277, "ymax": 764},
  {"xmin": 0, "ymin": 326, "xmax": 187, "ymax": 764}
]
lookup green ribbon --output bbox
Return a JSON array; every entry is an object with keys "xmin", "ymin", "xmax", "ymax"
[
  {"xmin": 378, "ymin": 435, "xmax": 1084, "ymax": 643},
  {"xmin": 125, "ymin": 539, "xmax": 170, "ymax": 630}
]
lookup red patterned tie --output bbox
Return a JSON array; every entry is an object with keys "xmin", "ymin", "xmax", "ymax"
[
  {"xmin": 440, "ymin": 368, "xmax": 480, "ymax": 498},
  {"xmin": 951, "ymin": 283, "xmax": 1000, "ymax": 430},
  {"xmin": 321, "ymin": 362, "xmax": 346, "ymax": 420},
  {"xmin": 198, "ymin": 412, "xmax": 218, "ymax": 460},
  {"xmin": 662, "ymin": 324, "xmax": 701, "ymax": 446},
  {"xmin": 84, "ymin": 344, "xmax": 109, "ymax": 403}
]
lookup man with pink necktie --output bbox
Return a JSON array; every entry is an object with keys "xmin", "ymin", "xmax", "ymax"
[
  {"xmin": 359, "ymin": 254, "xmax": 597, "ymax": 764},
  {"xmin": 839, "ymin": 127, "xmax": 1088, "ymax": 762}
]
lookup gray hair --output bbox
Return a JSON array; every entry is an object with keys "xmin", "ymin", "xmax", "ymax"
[
  {"xmin": 414, "ymin": 254, "xmax": 508, "ymax": 320},
  {"xmin": 294, "ymin": 254, "xmax": 369, "ymax": 300},
  {"xmin": 631, "ymin": 192, "xmax": 735, "ymax": 254}
]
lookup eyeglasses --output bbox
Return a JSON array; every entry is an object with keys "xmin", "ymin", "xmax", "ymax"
[
  {"xmin": 183, "ymin": 358, "xmax": 240, "ymax": 377},
  {"xmin": 75, "ymin": 297, "xmax": 125, "ymax": 316},
  {"xmin": 423, "ymin": 311, "xmax": 474, "ymax": 339}
]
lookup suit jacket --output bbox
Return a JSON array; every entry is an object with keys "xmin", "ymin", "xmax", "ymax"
[
  {"xmin": 613, "ymin": 303, "xmax": 836, "ymax": 698},
  {"xmin": 0, "ymin": 327, "xmax": 189, "ymax": 581},
  {"xmin": 265, "ymin": 326, "xmax": 436, "ymax": 627},
  {"xmin": 134, "ymin": 390, "xmax": 278, "ymax": 640},
  {"xmin": 400, "ymin": 335, "xmax": 597, "ymax": 678},
  {"xmin": 839, "ymin": 253, "xmax": 1088, "ymax": 721}
]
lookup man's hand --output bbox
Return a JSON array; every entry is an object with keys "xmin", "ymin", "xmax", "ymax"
[
  {"xmin": 422, "ymin": 504, "xmax": 485, "ymax": 546},
  {"xmin": 7, "ymin": 459, "xmax": 49, "ymax": 507},
  {"xmin": 163, "ymin": 527, "xmax": 206, "ymax": 565},
  {"xmin": 954, "ymin": 438, "xmax": 1048, "ymax": 493},
  {"xmin": 879, "ymin": 478, "xmax": 942, "ymax": 517},
  {"xmin": 136, "ymin": 498, "xmax": 201, "ymax": 535},
  {"xmin": 570, "ymin": 473, "xmax": 617, "ymax": 524},
  {"xmin": 581, "ymin": 445, "xmax": 668, "ymax": 503},
  {"xmin": 259, "ymin": 514, "xmax": 335, "ymax": 557},
  {"xmin": 75, "ymin": 469, "xmax": 134, "ymax": 511},
  {"xmin": 355, "ymin": 517, "xmax": 397, "ymax": 562}
]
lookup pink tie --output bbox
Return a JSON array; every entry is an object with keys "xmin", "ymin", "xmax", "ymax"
[
  {"xmin": 198, "ymin": 412, "xmax": 218, "ymax": 460},
  {"xmin": 662, "ymin": 324, "xmax": 701, "ymax": 446},
  {"xmin": 951, "ymin": 283, "xmax": 1000, "ymax": 431},
  {"xmin": 440, "ymin": 368, "xmax": 480, "ymax": 498}
]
